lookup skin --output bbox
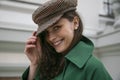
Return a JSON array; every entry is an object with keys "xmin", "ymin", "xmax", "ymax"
[
  {"xmin": 24, "ymin": 16, "xmax": 79, "ymax": 80},
  {"xmin": 46, "ymin": 18, "xmax": 78, "ymax": 53},
  {"xmin": 24, "ymin": 31, "xmax": 41, "ymax": 80}
]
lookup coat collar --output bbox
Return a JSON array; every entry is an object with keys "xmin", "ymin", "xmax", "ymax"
[{"xmin": 65, "ymin": 36, "xmax": 94, "ymax": 69}]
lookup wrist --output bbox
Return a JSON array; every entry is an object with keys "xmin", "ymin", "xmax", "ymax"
[
  {"xmin": 30, "ymin": 63, "xmax": 38, "ymax": 69},
  {"xmin": 28, "ymin": 64, "xmax": 38, "ymax": 80}
]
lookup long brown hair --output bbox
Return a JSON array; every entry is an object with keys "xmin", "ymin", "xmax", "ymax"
[{"xmin": 38, "ymin": 10, "xmax": 83, "ymax": 80}]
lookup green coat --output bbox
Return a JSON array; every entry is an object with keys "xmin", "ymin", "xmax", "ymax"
[{"xmin": 22, "ymin": 36, "xmax": 112, "ymax": 80}]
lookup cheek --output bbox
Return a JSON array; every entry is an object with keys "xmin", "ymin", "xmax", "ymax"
[
  {"xmin": 63, "ymin": 29, "xmax": 74, "ymax": 44},
  {"xmin": 66, "ymin": 28, "xmax": 75, "ymax": 38},
  {"xmin": 65, "ymin": 27, "xmax": 75, "ymax": 43},
  {"xmin": 60, "ymin": 25, "xmax": 75, "ymax": 40}
]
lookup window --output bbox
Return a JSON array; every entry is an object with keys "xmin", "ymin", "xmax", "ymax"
[{"xmin": 100, "ymin": 0, "xmax": 114, "ymax": 18}]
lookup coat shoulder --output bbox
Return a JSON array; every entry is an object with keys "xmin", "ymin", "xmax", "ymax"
[
  {"xmin": 85, "ymin": 56, "xmax": 112, "ymax": 80},
  {"xmin": 86, "ymin": 56, "xmax": 104, "ymax": 69}
]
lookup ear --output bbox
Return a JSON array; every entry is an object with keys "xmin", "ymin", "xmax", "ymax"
[{"xmin": 73, "ymin": 16, "xmax": 79, "ymax": 30}]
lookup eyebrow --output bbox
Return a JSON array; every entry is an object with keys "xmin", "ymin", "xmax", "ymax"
[
  {"xmin": 51, "ymin": 18, "xmax": 61, "ymax": 27},
  {"xmin": 46, "ymin": 22, "xmax": 60, "ymax": 31}
]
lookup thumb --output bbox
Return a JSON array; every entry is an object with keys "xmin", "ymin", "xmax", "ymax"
[{"xmin": 32, "ymin": 31, "xmax": 37, "ymax": 36}]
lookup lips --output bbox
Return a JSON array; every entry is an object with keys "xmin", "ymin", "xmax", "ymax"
[{"xmin": 52, "ymin": 39, "xmax": 64, "ymax": 47}]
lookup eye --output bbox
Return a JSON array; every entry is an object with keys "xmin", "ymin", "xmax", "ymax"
[{"xmin": 53, "ymin": 25, "xmax": 61, "ymax": 31}]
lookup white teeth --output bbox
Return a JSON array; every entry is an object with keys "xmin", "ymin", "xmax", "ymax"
[{"xmin": 53, "ymin": 40, "xmax": 62, "ymax": 46}]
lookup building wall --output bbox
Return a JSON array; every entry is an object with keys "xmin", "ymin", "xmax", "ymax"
[{"xmin": 0, "ymin": 0, "xmax": 120, "ymax": 80}]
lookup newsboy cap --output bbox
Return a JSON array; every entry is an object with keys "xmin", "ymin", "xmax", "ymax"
[{"xmin": 32, "ymin": 0, "xmax": 78, "ymax": 35}]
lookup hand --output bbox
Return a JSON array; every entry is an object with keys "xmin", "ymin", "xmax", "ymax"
[{"xmin": 24, "ymin": 31, "xmax": 42, "ymax": 66}]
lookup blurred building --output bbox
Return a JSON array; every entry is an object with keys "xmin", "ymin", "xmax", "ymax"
[{"xmin": 0, "ymin": 0, "xmax": 120, "ymax": 80}]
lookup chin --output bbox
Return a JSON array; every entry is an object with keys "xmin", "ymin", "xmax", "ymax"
[
  {"xmin": 55, "ymin": 47, "xmax": 67, "ymax": 53},
  {"xmin": 55, "ymin": 48, "xmax": 63, "ymax": 53},
  {"xmin": 56, "ymin": 50, "xmax": 63, "ymax": 53}
]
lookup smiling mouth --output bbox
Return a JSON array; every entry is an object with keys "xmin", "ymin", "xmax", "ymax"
[{"xmin": 52, "ymin": 39, "xmax": 64, "ymax": 47}]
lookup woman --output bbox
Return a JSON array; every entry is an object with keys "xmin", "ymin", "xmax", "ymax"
[{"xmin": 22, "ymin": 0, "xmax": 112, "ymax": 80}]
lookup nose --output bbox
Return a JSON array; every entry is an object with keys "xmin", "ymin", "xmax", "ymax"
[{"xmin": 47, "ymin": 32, "xmax": 56, "ymax": 41}]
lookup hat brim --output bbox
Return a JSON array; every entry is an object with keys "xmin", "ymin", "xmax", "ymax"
[{"xmin": 36, "ymin": 14, "xmax": 63, "ymax": 36}]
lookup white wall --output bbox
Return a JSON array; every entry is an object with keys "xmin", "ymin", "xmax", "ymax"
[
  {"xmin": 0, "ymin": 0, "xmax": 120, "ymax": 80},
  {"xmin": 0, "ymin": 0, "xmax": 36, "ymax": 77},
  {"xmin": 77, "ymin": 0, "xmax": 101, "ymax": 37},
  {"xmin": 95, "ymin": 43, "xmax": 120, "ymax": 80}
]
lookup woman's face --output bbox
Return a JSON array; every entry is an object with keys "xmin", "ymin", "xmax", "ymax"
[{"xmin": 46, "ymin": 17, "xmax": 79, "ymax": 53}]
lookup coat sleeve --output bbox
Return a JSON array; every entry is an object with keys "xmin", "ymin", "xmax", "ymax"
[
  {"xmin": 21, "ymin": 66, "xmax": 41, "ymax": 80},
  {"xmin": 21, "ymin": 67, "xmax": 29, "ymax": 80}
]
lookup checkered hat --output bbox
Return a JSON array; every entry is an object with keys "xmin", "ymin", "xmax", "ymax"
[{"xmin": 32, "ymin": 0, "xmax": 78, "ymax": 35}]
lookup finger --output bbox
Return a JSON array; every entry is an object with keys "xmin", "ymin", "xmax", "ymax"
[
  {"xmin": 30, "ymin": 36, "xmax": 37, "ymax": 39},
  {"xmin": 32, "ymin": 31, "xmax": 37, "ymax": 36},
  {"xmin": 36, "ymin": 38, "xmax": 42, "ymax": 52},
  {"xmin": 28, "ymin": 36, "xmax": 37, "ymax": 42},
  {"xmin": 25, "ymin": 44, "xmax": 36, "ymax": 49},
  {"xmin": 25, "ymin": 44, "xmax": 36, "ymax": 53},
  {"xmin": 26, "ymin": 39, "xmax": 36, "ymax": 44},
  {"xmin": 26, "ymin": 36, "xmax": 37, "ymax": 44}
]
